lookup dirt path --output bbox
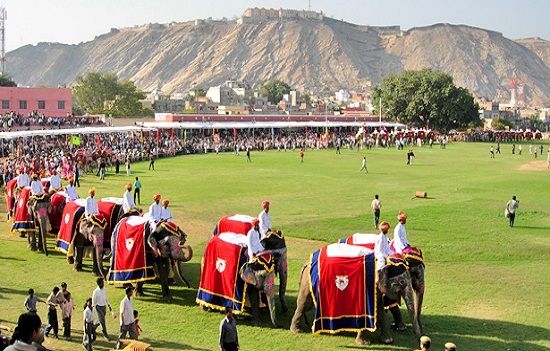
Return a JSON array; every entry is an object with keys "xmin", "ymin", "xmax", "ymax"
[{"xmin": 518, "ymin": 160, "xmax": 549, "ymax": 171}]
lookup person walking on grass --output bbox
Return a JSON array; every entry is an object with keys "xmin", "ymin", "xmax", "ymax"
[
  {"xmin": 44, "ymin": 287, "xmax": 62, "ymax": 339},
  {"xmin": 133, "ymin": 177, "xmax": 142, "ymax": 205},
  {"xmin": 115, "ymin": 287, "xmax": 138, "ymax": 350},
  {"xmin": 371, "ymin": 195, "xmax": 381, "ymax": 229},
  {"xmin": 246, "ymin": 147, "xmax": 251, "ymax": 163},
  {"xmin": 360, "ymin": 157, "xmax": 368, "ymax": 173},
  {"xmin": 518, "ymin": 144, "xmax": 522, "ymax": 155},
  {"xmin": 505, "ymin": 196, "xmax": 519, "ymax": 227},
  {"xmin": 148, "ymin": 154, "xmax": 155, "ymax": 171},
  {"xmin": 299, "ymin": 149, "xmax": 304, "ymax": 163},
  {"xmin": 490, "ymin": 146, "xmax": 495, "ymax": 159},
  {"xmin": 219, "ymin": 307, "xmax": 239, "ymax": 351},
  {"xmin": 92, "ymin": 277, "xmax": 112, "ymax": 341}
]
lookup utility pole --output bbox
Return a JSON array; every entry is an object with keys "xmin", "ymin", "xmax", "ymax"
[
  {"xmin": 308, "ymin": 0, "xmax": 311, "ymax": 11},
  {"xmin": 379, "ymin": 97, "xmax": 382, "ymax": 123},
  {"xmin": 0, "ymin": 7, "xmax": 6, "ymax": 74}
]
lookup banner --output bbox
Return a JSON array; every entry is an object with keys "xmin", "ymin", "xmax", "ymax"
[{"xmin": 71, "ymin": 135, "xmax": 81, "ymax": 146}]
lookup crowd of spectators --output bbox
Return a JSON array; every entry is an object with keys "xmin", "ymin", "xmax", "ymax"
[{"xmin": 0, "ymin": 112, "xmax": 104, "ymax": 131}]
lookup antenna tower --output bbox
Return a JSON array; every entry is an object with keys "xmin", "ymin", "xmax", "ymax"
[{"xmin": 0, "ymin": 7, "xmax": 6, "ymax": 74}]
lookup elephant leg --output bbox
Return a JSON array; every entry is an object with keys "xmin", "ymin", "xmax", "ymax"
[
  {"xmin": 135, "ymin": 282, "xmax": 145, "ymax": 296},
  {"xmin": 74, "ymin": 246, "xmax": 84, "ymax": 271},
  {"xmin": 390, "ymin": 306, "xmax": 406, "ymax": 331},
  {"xmin": 377, "ymin": 291, "xmax": 393, "ymax": 344},
  {"xmin": 263, "ymin": 274, "xmax": 278, "ymax": 328},
  {"xmin": 290, "ymin": 284, "xmax": 311, "ymax": 333},
  {"xmin": 91, "ymin": 247, "xmax": 103, "ymax": 277},
  {"xmin": 277, "ymin": 255, "xmax": 289, "ymax": 313},
  {"xmin": 247, "ymin": 287, "xmax": 261, "ymax": 325},
  {"xmin": 157, "ymin": 258, "xmax": 171, "ymax": 302},
  {"xmin": 415, "ymin": 291, "xmax": 424, "ymax": 331}
]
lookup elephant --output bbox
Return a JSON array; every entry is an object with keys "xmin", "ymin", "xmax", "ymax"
[
  {"xmin": 401, "ymin": 247, "xmax": 425, "ymax": 330},
  {"xmin": 290, "ymin": 257, "xmax": 422, "ymax": 345},
  {"xmin": 73, "ymin": 215, "xmax": 108, "ymax": 277},
  {"xmin": 27, "ymin": 196, "xmax": 51, "ymax": 255},
  {"xmin": 236, "ymin": 231, "xmax": 287, "ymax": 327},
  {"xmin": 136, "ymin": 221, "xmax": 193, "ymax": 302},
  {"xmin": 239, "ymin": 255, "xmax": 279, "ymax": 327}
]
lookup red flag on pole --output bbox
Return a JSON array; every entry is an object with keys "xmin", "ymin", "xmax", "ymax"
[
  {"xmin": 171, "ymin": 128, "xmax": 175, "ymax": 141},
  {"xmin": 96, "ymin": 134, "xmax": 101, "ymax": 147},
  {"xmin": 233, "ymin": 128, "xmax": 237, "ymax": 141},
  {"xmin": 156, "ymin": 129, "xmax": 160, "ymax": 142}
]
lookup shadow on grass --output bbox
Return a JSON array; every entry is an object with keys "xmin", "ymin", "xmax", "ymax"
[
  {"xmin": 512, "ymin": 225, "xmax": 549, "ymax": 230},
  {"xmin": 139, "ymin": 337, "xmax": 211, "ymax": 351},
  {"xmin": 0, "ymin": 287, "xmax": 34, "ymax": 300}
]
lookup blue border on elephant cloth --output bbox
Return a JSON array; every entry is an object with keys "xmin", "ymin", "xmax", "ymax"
[
  {"xmin": 107, "ymin": 219, "xmax": 156, "ymax": 284},
  {"xmin": 309, "ymin": 247, "xmax": 377, "ymax": 334},
  {"xmin": 55, "ymin": 205, "xmax": 85, "ymax": 254},
  {"xmin": 11, "ymin": 220, "xmax": 35, "ymax": 231}
]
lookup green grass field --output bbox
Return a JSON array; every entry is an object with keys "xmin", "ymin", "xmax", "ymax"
[{"xmin": 1, "ymin": 142, "xmax": 549, "ymax": 351}]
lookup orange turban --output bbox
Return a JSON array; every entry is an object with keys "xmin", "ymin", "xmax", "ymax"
[
  {"xmin": 251, "ymin": 218, "xmax": 260, "ymax": 226},
  {"xmin": 88, "ymin": 187, "xmax": 96, "ymax": 196},
  {"xmin": 397, "ymin": 210, "xmax": 407, "ymax": 222},
  {"xmin": 125, "ymin": 183, "xmax": 132, "ymax": 190},
  {"xmin": 262, "ymin": 200, "xmax": 270, "ymax": 208},
  {"xmin": 379, "ymin": 221, "xmax": 390, "ymax": 232},
  {"xmin": 162, "ymin": 199, "xmax": 170, "ymax": 206},
  {"xmin": 153, "ymin": 194, "xmax": 161, "ymax": 201}
]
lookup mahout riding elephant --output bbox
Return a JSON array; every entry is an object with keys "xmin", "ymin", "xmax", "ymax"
[
  {"xmin": 108, "ymin": 216, "xmax": 193, "ymax": 302},
  {"xmin": 290, "ymin": 249, "xmax": 421, "ymax": 345}
]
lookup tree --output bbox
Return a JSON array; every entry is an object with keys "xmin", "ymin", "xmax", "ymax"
[
  {"xmin": 72, "ymin": 71, "xmax": 152, "ymax": 117},
  {"xmin": 259, "ymin": 80, "xmax": 291, "ymax": 104},
  {"xmin": 302, "ymin": 92, "xmax": 312, "ymax": 105},
  {"xmin": 372, "ymin": 69, "xmax": 481, "ymax": 132},
  {"xmin": 491, "ymin": 118, "xmax": 512, "ymax": 130},
  {"xmin": 0, "ymin": 73, "xmax": 17, "ymax": 87}
]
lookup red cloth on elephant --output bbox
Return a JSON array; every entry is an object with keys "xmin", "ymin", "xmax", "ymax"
[
  {"xmin": 56, "ymin": 200, "xmax": 85, "ymax": 254},
  {"xmin": 98, "ymin": 200, "xmax": 121, "ymax": 246},
  {"xmin": 310, "ymin": 244, "xmax": 376, "ymax": 334},
  {"xmin": 215, "ymin": 214, "xmax": 255, "ymax": 236},
  {"xmin": 196, "ymin": 234, "xmax": 247, "ymax": 311},
  {"xmin": 48, "ymin": 191, "xmax": 66, "ymax": 232},
  {"xmin": 5, "ymin": 177, "xmax": 17, "ymax": 214},
  {"xmin": 107, "ymin": 216, "xmax": 155, "ymax": 283},
  {"xmin": 11, "ymin": 186, "xmax": 34, "ymax": 232}
]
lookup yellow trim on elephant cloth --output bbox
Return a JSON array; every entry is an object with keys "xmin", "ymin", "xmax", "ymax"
[
  {"xmin": 403, "ymin": 248, "xmax": 424, "ymax": 263},
  {"xmin": 251, "ymin": 254, "xmax": 275, "ymax": 273},
  {"xmin": 159, "ymin": 221, "xmax": 179, "ymax": 237},
  {"xmin": 89, "ymin": 214, "xmax": 108, "ymax": 230},
  {"xmin": 264, "ymin": 229, "xmax": 284, "ymax": 239},
  {"xmin": 29, "ymin": 193, "xmax": 48, "ymax": 201}
]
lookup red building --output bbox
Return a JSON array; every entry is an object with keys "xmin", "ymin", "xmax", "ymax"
[{"xmin": 0, "ymin": 87, "xmax": 72, "ymax": 117}]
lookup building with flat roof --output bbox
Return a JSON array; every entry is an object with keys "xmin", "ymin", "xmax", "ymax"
[{"xmin": 0, "ymin": 87, "xmax": 72, "ymax": 117}]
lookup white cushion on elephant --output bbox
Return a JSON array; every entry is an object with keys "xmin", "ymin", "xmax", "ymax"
[
  {"xmin": 218, "ymin": 232, "xmax": 249, "ymax": 247},
  {"xmin": 56, "ymin": 191, "xmax": 66, "ymax": 197},
  {"xmin": 325, "ymin": 243, "xmax": 373, "ymax": 258},
  {"xmin": 41, "ymin": 177, "xmax": 51, "ymax": 182},
  {"xmin": 101, "ymin": 197, "xmax": 124, "ymax": 205},
  {"xmin": 350, "ymin": 233, "xmax": 378, "ymax": 245},
  {"xmin": 74, "ymin": 199, "xmax": 86, "ymax": 207},
  {"xmin": 126, "ymin": 216, "xmax": 149, "ymax": 226},
  {"xmin": 227, "ymin": 214, "xmax": 255, "ymax": 223}
]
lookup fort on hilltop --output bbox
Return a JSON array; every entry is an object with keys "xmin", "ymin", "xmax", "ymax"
[{"xmin": 237, "ymin": 7, "xmax": 324, "ymax": 24}]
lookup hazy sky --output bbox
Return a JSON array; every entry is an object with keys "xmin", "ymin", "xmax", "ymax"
[{"xmin": 2, "ymin": 0, "xmax": 549, "ymax": 52}]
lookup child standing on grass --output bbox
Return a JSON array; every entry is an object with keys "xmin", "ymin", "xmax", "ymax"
[
  {"xmin": 24, "ymin": 288, "xmax": 46, "ymax": 315},
  {"xmin": 83, "ymin": 298, "xmax": 96, "ymax": 351},
  {"xmin": 61, "ymin": 292, "xmax": 75, "ymax": 340},
  {"xmin": 133, "ymin": 310, "xmax": 142, "ymax": 337}
]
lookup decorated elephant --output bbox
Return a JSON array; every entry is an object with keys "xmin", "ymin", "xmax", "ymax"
[
  {"xmin": 289, "ymin": 243, "xmax": 421, "ymax": 345},
  {"xmin": 212, "ymin": 214, "xmax": 288, "ymax": 312},
  {"xmin": 340, "ymin": 233, "xmax": 425, "ymax": 331},
  {"xmin": 107, "ymin": 216, "xmax": 193, "ymax": 302},
  {"xmin": 56, "ymin": 198, "xmax": 124, "ymax": 277},
  {"xmin": 27, "ymin": 194, "xmax": 51, "ymax": 255}
]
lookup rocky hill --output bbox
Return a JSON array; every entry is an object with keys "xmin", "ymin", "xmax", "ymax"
[{"xmin": 6, "ymin": 17, "xmax": 550, "ymax": 105}]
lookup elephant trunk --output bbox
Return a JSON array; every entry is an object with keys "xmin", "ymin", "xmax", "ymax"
[
  {"xmin": 94, "ymin": 230, "xmax": 105, "ymax": 277},
  {"xmin": 179, "ymin": 244, "xmax": 193, "ymax": 262},
  {"xmin": 402, "ymin": 277, "xmax": 422, "ymax": 338}
]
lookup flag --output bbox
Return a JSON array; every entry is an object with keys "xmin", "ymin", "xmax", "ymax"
[
  {"xmin": 156, "ymin": 129, "xmax": 160, "ymax": 142},
  {"xmin": 71, "ymin": 135, "xmax": 81, "ymax": 146},
  {"xmin": 233, "ymin": 128, "xmax": 237, "ymax": 141},
  {"xmin": 171, "ymin": 128, "xmax": 175, "ymax": 141},
  {"xmin": 96, "ymin": 134, "xmax": 101, "ymax": 147}
]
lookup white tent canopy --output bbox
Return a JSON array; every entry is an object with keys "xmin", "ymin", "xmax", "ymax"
[
  {"xmin": 0, "ymin": 126, "xmax": 156, "ymax": 140},
  {"xmin": 141, "ymin": 121, "xmax": 405, "ymax": 130}
]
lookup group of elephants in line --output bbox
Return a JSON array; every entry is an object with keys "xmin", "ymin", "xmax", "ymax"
[{"xmin": 9, "ymin": 189, "xmax": 425, "ymax": 346}]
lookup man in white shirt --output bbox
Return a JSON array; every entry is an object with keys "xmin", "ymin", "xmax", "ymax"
[
  {"xmin": 258, "ymin": 200, "xmax": 271, "ymax": 239},
  {"xmin": 122, "ymin": 183, "xmax": 135, "ymax": 213},
  {"xmin": 65, "ymin": 178, "xmax": 79, "ymax": 202},
  {"xmin": 50, "ymin": 170, "xmax": 62, "ymax": 191},
  {"xmin": 374, "ymin": 221, "xmax": 392, "ymax": 272},
  {"xmin": 30, "ymin": 174, "xmax": 45, "ymax": 196},
  {"xmin": 148, "ymin": 194, "xmax": 162, "ymax": 222},
  {"xmin": 115, "ymin": 287, "xmax": 138, "ymax": 349},
  {"xmin": 506, "ymin": 195, "xmax": 519, "ymax": 227},
  {"xmin": 246, "ymin": 219, "xmax": 265, "ymax": 263},
  {"xmin": 17, "ymin": 168, "xmax": 30, "ymax": 189},
  {"xmin": 393, "ymin": 211, "xmax": 410, "ymax": 254},
  {"xmin": 371, "ymin": 195, "xmax": 381, "ymax": 229},
  {"xmin": 160, "ymin": 199, "xmax": 173, "ymax": 222},
  {"xmin": 92, "ymin": 277, "xmax": 112, "ymax": 341},
  {"xmin": 83, "ymin": 298, "xmax": 95, "ymax": 351},
  {"xmin": 85, "ymin": 188, "xmax": 99, "ymax": 219}
]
